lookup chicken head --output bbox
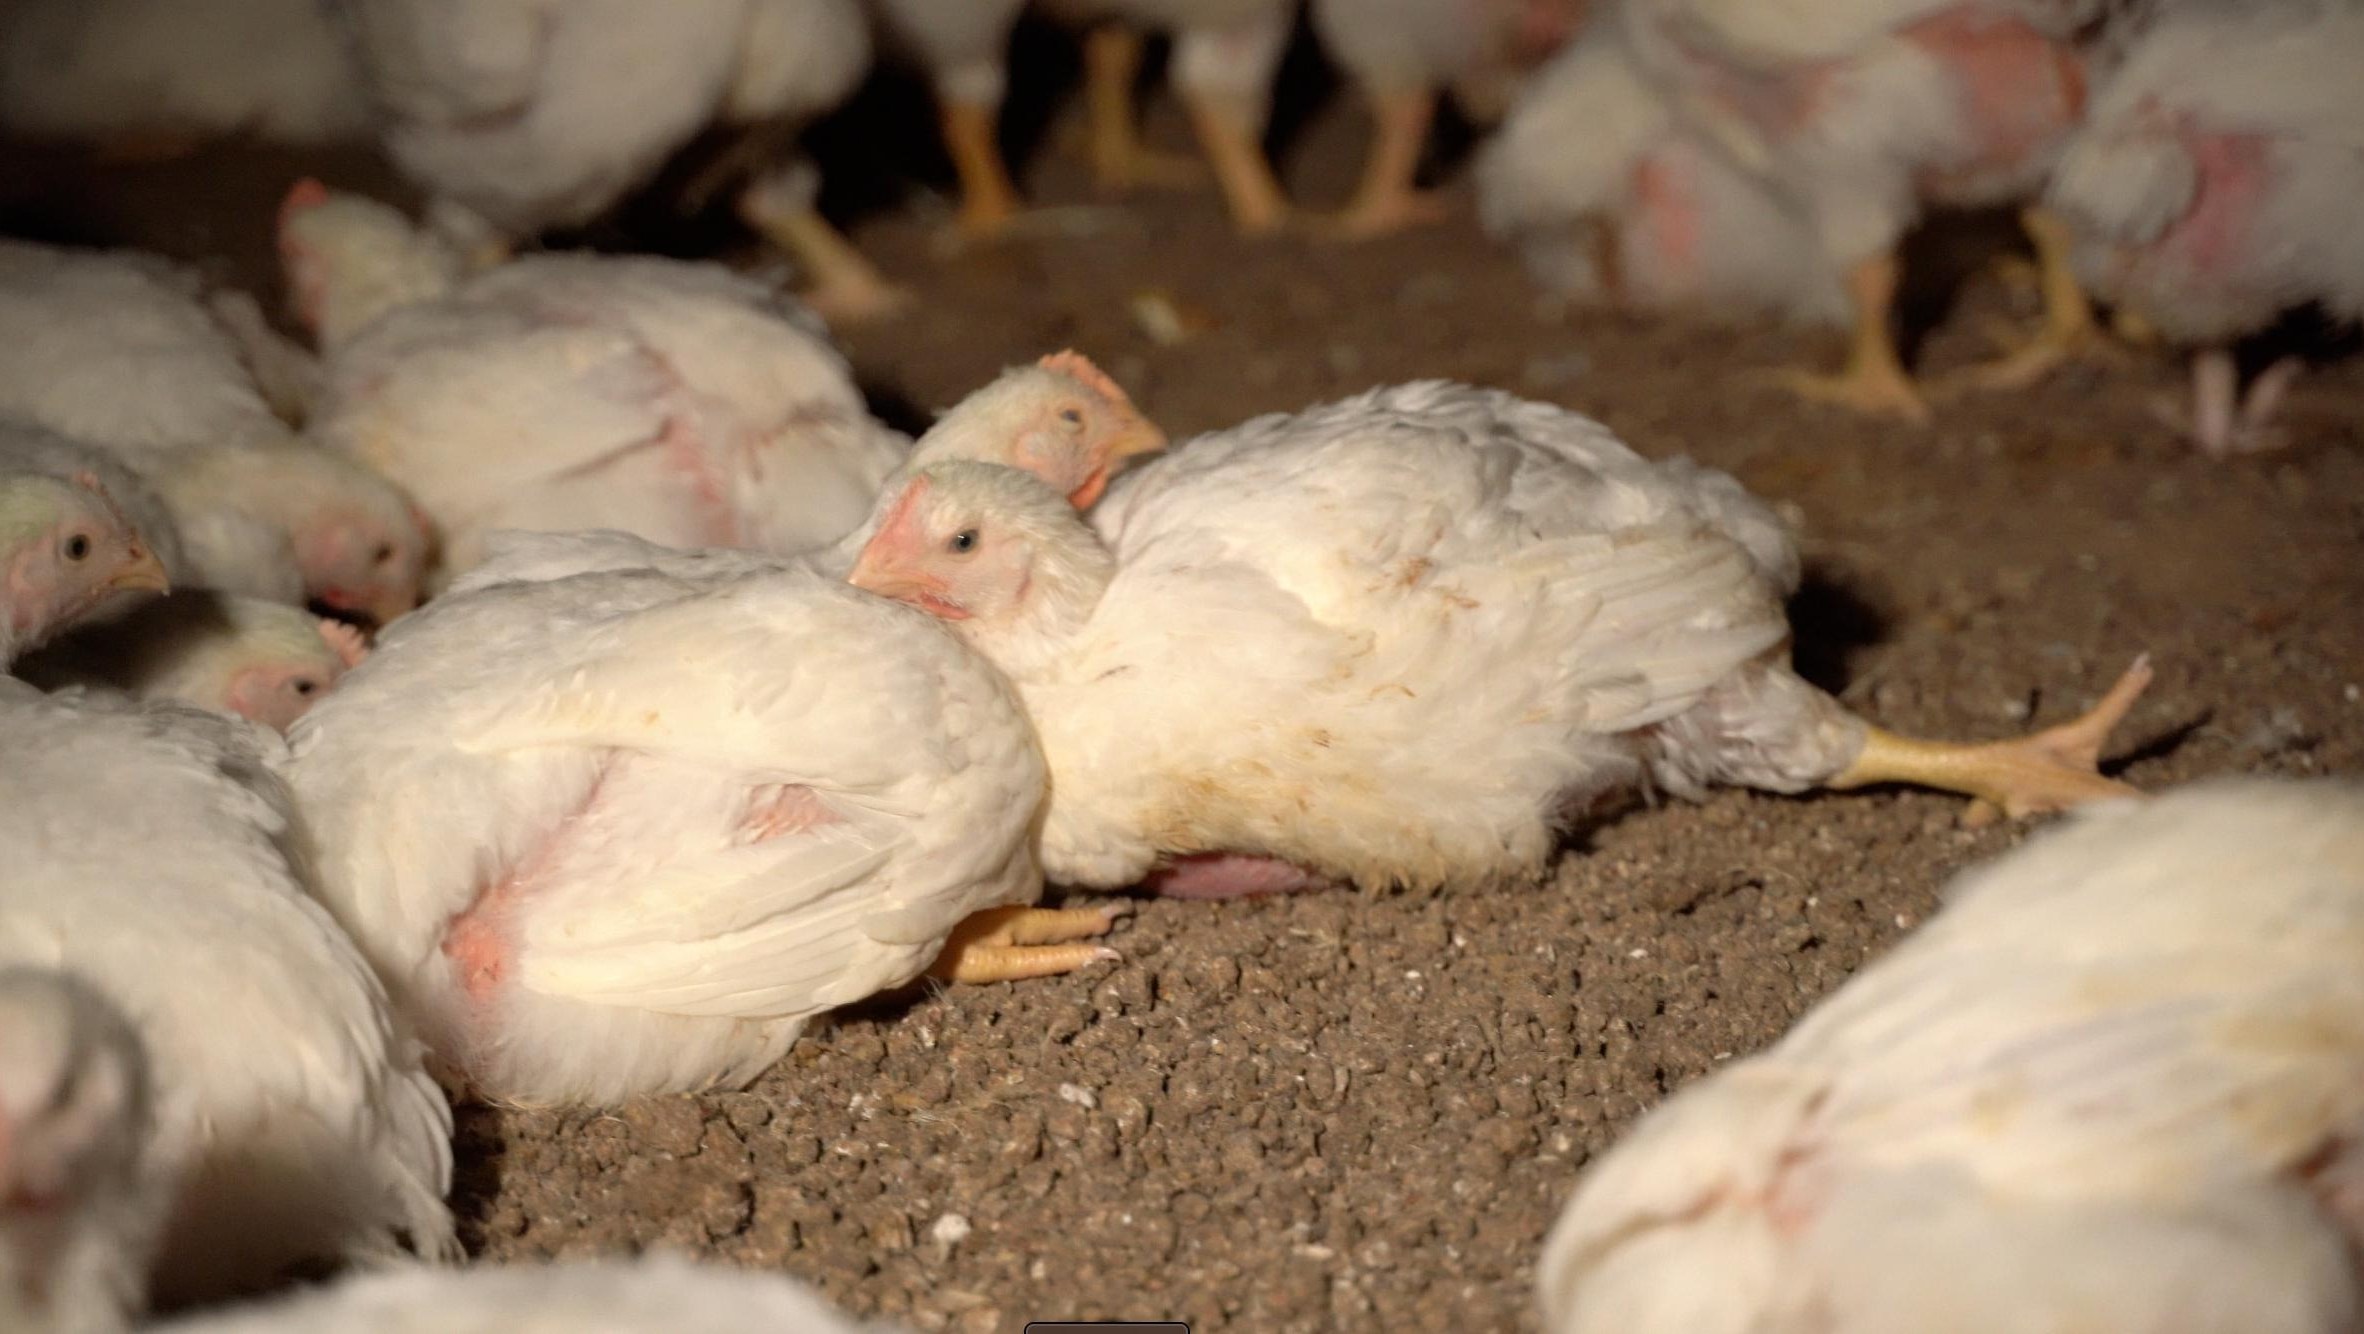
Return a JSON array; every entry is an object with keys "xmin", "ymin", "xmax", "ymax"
[
  {"xmin": 1, "ymin": 473, "xmax": 168, "ymax": 656},
  {"xmin": 908, "ymin": 352, "xmax": 1166, "ymax": 509}
]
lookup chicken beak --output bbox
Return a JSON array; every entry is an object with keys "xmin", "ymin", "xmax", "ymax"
[
  {"xmin": 1106, "ymin": 417, "xmax": 1167, "ymax": 463},
  {"xmin": 107, "ymin": 544, "xmax": 170, "ymax": 595},
  {"xmin": 848, "ymin": 551, "xmax": 971, "ymax": 620}
]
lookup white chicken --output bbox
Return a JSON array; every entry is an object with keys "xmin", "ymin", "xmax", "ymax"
[
  {"xmin": 160, "ymin": 1253, "xmax": 900, "ymax": 1333},
  {"xmin": 1616, "ymin": 0, "xmax": 2110, "ymax": 422},
  {"xmin": 0, "ymin": 239, "xmax": 429, "ymax": 622},
  {"xmin": 2045, "ymin": 1, "xmax": 2364, "ymax": 456},
  {"xmin": 284, "ymin": 530, "xmax": 1119, "ymax": 1107},
  {"xmin": 331, "ymin": 0, "xmax": 898, "ymax": 318},
  {"xmin": 15, "ymin": 593, "xmax": 367, "ymax": 732},
  {"xmin": 282, "ymin": 185, "xmax": 907, "ymax": 586},
  {"xmin": 1538, "ymin": 778, "xmax": 2364, "ymax": 1334},
  {"xmin": 1477, "ymin": 25, "xmax": 1847, "ymax": 326},
  {"xmin": 0, "ymin": 689, "xmax": 458, "ymax": 1302},
  {"xmin": 0, "ymin": 966, "xmax": 161, "ymax": 1334},
  {"xmin": 848, "ymin": 383, "xmax": 2151, "ymax": 899},
  {"xmin": 0, "ymin": 0, "xmax": 370, "ymax": 153},
  {"xmin": 1310, "ymin": 0, "xmax": 1589, "ymax": 236},
  {"xmin": 0, "ymin": 421, "xmax": 175, "ymax": 668}
]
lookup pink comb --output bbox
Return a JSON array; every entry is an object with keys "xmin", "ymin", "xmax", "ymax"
[
  {"xmin": 1037, "ymin": 350, "xmax": 1136, "ymax": 411},
  {"xmin": 316, "ymin": 617, "xmax": 371, "ymax": 670},
  {"xmin": 279, "ymin": 177, "xmax": 332, "ymax": 228}
]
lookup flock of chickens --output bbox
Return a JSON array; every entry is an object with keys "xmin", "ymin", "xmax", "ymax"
[{"xmin": 0, "ymin": 0, "xmax": 2359, "ymax": 1330}]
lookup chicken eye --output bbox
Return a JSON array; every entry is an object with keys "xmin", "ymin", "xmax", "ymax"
[
  {"xmin": 371, "ymin": 543, "xmax": 395, "ymax": 565},
  {"xmin": 948, "ymin": 529, "xmax": 979, "ymax": 554},
  {"xmin": 62, "ymin": 534, "xmax": 91, "ymax": 562},
  {"xmin": 1058, "ymin": 406, "xmax": 1085, "ymax": 431},
  {"xmin": 293, "ymin": 678, "xmax": 319, "ymax": 697}
]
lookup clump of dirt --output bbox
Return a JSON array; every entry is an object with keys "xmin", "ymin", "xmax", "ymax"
[{"xmin": 9, "ymin": 57, "xmax": 2360, "ymax": 1334}]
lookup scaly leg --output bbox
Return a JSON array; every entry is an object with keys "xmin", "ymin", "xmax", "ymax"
[
  {"xmin": 2232, "ymin": 356, "xmax": 2303, "ymax": 454},
  {"xmin": 940, "ymin": 96, "xmax": 1024, "ymax": 237},
  {"xmin": 926, "ymin": 904, "xmax": 1127, "ymax": 984},
  {"xmin": 1759, "ymin": 252, "xmax": 1933, "ymax": 424},
  {"xmin": 1951, "ymin": 206, "xmax": 2114, "ymax": 391},
  {"xmin": 2188, "ymin": 346, "xmax": 2239, "ymax": 457},
  {"xmin": 1324, "ymin": 85, "xmax": 1449, "ymax": 239},
  {"xmin": 1828, "ymin": 657, "xmax": 2153, "ymax": 827},
  {"xmin": 737, "ymin": 169, "xmax": 910, "ymax": 323},
  {"xmin": 1083, "ymin": 26, "xmax": 1206, "ymax": 191},
  {"xmin": 1179, "ymin": 87, "xmax": 1290, "ymax": 236}
]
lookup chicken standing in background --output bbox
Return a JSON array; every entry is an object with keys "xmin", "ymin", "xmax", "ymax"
[
  {"xmin": 0, "ymin": 967, "xmax": 161, "ymax": 1334},
  {"xmin": 0, "ymin": 689, "xmax": 457, "ymax": 1303},
  {"xmin": 0, "ymin": 239, "xmax": 427, "ymax": 622},
  {"xmin": 16, "ymin": 593, "xmax": 366, "ymax": 732},
  {"xmin": 850, "ymin": 383, "xmax": 2151, "ymax": 900},
  {"xmin": 1539, "ymin": 779, "xmax": 2364, "ymax": 1334},
  {"xmin": 161, "ymin": 1254, "xmax": 901, "ymax": 1334},
  {"xmin": 283, "ymin": 184, "xmax": 908, "ymax": 587},
  {"xmin": 869, "ymin": 0, "xmax": 1034, "ymax": 235},
  {"xmin": 1478, "ymin": 24, "xmax": 1847, "ymax": 325},
  {"xmin": 1618, "ymin": 0, "xmax": 2109, "ymax": 422},
  {"xmin": 2046, "ymin": 2, "xmax": 2364, "ymax": 456},
  {"xmin": 1312, "ymin": 0, "xmax": 1588, "ymax": 236},
  {"xmin": 0, "ymin": 0, "xmax": 370, "ymax": 154},
  {"xmin": 332, "ymin": 0, "xmax": 898, "ymax": 318},
  {"xmin": 286, "ymin": 533, "xmax": 1117, "ymax": 1107},
  {"xmin": 0, "ymin": 421, "xmax": 175, "ymax": 669}
]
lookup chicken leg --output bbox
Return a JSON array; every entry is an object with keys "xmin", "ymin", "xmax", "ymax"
[
  {"xmin": 2175, "ymin": 349, "xmax": 2302, "ymax": 458},
  {"xmin": 1180, "ymin": 88, "xmax": 1291, "ymax": 235},
  {"xmin": 1761, "ymin": 252, "xmax": 1933, "ymax": 425},
  {"xmin": 737, "ymin": 167, "xmax": 910, "ymax": 323},
  {"xmin": 1951, "ymin": 206, "xmax": 2114, "ymax": 391},
  {"xmin": 940, "ymin": 97, "xmax": 1024, "ymax": 237},
  {"xmin": 1082, "ymin": 26, "xmax": 1207, "ymax": 191},
  {"xmin": 1325, "ymin": 86, "xmax": 1451, "ymax": 239},
  {"xmin": 926, "ymin": 903, "xmax": 1126, "ymax": 983},
  {"xmin": 1828, "ymin": 656, "xmax": 2152, "ymax": 827}
]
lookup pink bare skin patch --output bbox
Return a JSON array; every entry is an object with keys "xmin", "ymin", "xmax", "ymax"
[
  {"xmin": 2173, "ymin": 127, "xmax": 2267, "ymax": 276},
  {"xmin": 441, "ymin": 770, "xmax": 611, "ymax": 1006},
  {"xmin": 1632, "ymin": 155, "xmax": 1703, "ymax": 278},
  {"xmin": 738, "ymin": 783, "xmax": 839, "ymax": 843},
  {"xmin": 1908, "ymin": 11, "xmax": 2085, "ymax": 186},
  {"xmin": 1143, "ymin": 853, "xmax": 1336, "ymax": 900}
]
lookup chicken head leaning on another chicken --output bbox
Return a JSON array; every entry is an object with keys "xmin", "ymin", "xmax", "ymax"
[
  {"xmin": 16, "ymin": 593, "xmax": 367, "ymax": 732},
  {"xmin": 0, "ymin": 967, "xmax": 161, "ymax": 1334},
  {"xmin": 0, "ymin": 469, "xmax": 171, "ymax": 668},
  {"xmin": 1538, "ymin": 778, "xmax": 2364, "ymax": 1334},
  {"xmin": 901, "ymin": 351, "xmax": 1168, "ymax": 509},
  {"xmin": 850, "ymin": 384, "xmax": 2151, "ymax": 901}
]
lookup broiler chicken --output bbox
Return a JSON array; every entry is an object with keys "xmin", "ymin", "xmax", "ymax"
[
  {"xmin": 0, "ymin": 688, "xmax": 457, "ymax": 1303},
  {"xmin": 1617, "ymin": 0, "xmax": 2111, "ymax": 422},
  {"xmin": 160, "ymin": 1254, "xmax": 900, "ymax": 1333},
  {"xmin": 284, "ymin": 530, "xmax": 1118, "ymax": 1107},
  {"xmin": 1538, "ymin": 778, "xmax": 2364, "ymax": 1334},
  {"xmin": 331, "ymin": 0, "xmax": 900, "ymax": 318},
  {"xmin": 1312, "ymin": 0, "xmax": 1589, "ymax": 236},
  {"xmin": 0, "ymin": 421, "xmax": 174, "ymax": 668},
  {"xmin": 0, "ymin": 966, "xmax": 160, "ymax": 1334},
  {"xmin": 0, "ymin": 239, "xmax": 428, "ymax": 622},
  {"xmin": 1477, "ymin": 24, "xmax": 1847, "ymax": 325},
  {"xmin": 0, "ymin": 0, "xmax": 370, "ymax": 155},
  {"xmin": 850, "ymin": 383, "xmax": 2151, "ymax": 899},
  {"xmin": 16, "ymin": 592, "xmax": 366, "ymax": 732},
  {"xmin": 283, "ymin": 184, "xmax": 906, "ymax": 586},
  {"xmin": 2046, "ymin": 1, "xmax": 2364, "ymax": 456}
]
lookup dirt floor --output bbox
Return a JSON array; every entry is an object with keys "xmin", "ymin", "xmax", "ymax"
[{"xmin": 8, "ymin": 37, "xmax": 2363, "ymax": 1333}]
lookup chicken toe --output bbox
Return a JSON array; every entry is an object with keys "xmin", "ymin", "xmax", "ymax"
[
  {"xmin": 1946, "ymin": 208, "xmax": 2117, "ymax": 392},
  {"xmin": 1829, "ymin": 657, "xmax": 2154, "ymax": 826},
  {"xmin": 1324, "ymin": 87, "xmax": 1449, "ymax": 240},
  {"xmin": 1081, "ymin": 26, "xmax": 1208, "ymax": 192},
  {"xmin": 736, "ymin": 170, "xmax": 909, "ymax": 322},
  {"xmin": 926, "ymin": 904, "xmax": 1126, "ymax": 984},
  {"xmin": 1757, "ymin": 254, "xmax": 1932, "ymax": 425}
]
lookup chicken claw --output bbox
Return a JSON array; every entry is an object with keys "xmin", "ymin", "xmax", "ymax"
[
  {"xmin": 926, "ymin": 903, "xmax": 1127, "ymax": 984},
  {"xmin": 1831, "ymin": 656, "xmax": 2155, "ymax": 826},
  {"xmin": 1322, "ymin": 87, "xmax": 1450, "ymax": 240},
  {"xmin": 1943, "ymin": 208, "xmax": 2120, "ymax": 393},
  {"xmin": 1755, "ymin": 253, "xmax": 1933, "ymax": 425}
]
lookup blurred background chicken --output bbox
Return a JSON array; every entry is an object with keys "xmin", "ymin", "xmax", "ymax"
[
  {"xmin": 1478, "ymin": 22, "xmax": 1847, "ymax": 325},
  {"xmin": 330, "ymin": 0, "xmax": 898, "ymax": 318},
  {"xmin": 1616, "ymin": 0, "xmax": 2111, "ymax": 423},
  {"xmin": 0, "ymin": 420, "xmax": 174, "ymax": 668},
  {"xmin": 16, "ymin": 592, "xmax": 365, "ymax": 732},
  {"xmin": 282, "ymin": 185, "xmax": 907, "ymax": 587},
  {"xmin": 0, "ymin": 688, "xmax": 456, "ymax": 1304},
  {"xmin": 0, "ymin": 238, "xmax": 428, "ymax": 624},
  {"xmin": 1539, "ymin": 778, "xmax": 2364, "ymax": 1334},
  {"xmin": 0, "ymin": 0, "xmax": 371, "ymax": 156},
  {"xmin": 2046, "ymin": 0, "xmax": 2364, "ymax": 456}
]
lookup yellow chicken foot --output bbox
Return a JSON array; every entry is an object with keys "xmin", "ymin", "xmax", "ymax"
[
  {"xmin": 1179, "ymin": 87, "xmax": 1290, "ymax": 236},
  {"xmin": 1755, "ymin": 252, "xmax": 1933, "ymax": 425},
  {"xmin": 737, "ymin": 176, "xmax": 910, "ymax": 323},
  {"xmin": 1948, "ymin": 206, "xmax": 2119, "ymax": 392},
  {"xmin": 1829, "ymin": 656, "xmax": 2154, "ymax": 827},
  {"xmin": 1082, "ymin": 26, "xmax": 1207, "ymax": 191},
  {"xmin": 926, "ymin": 903, "xmax": 1128, "ymax": 984},
  {"xmin": 1323, "ymin": 85, "xmax": 1450, "ymax": 239},
  {"xmin": 940, "ymin": 97, "xmax": 1024, "ymax": 238}
]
